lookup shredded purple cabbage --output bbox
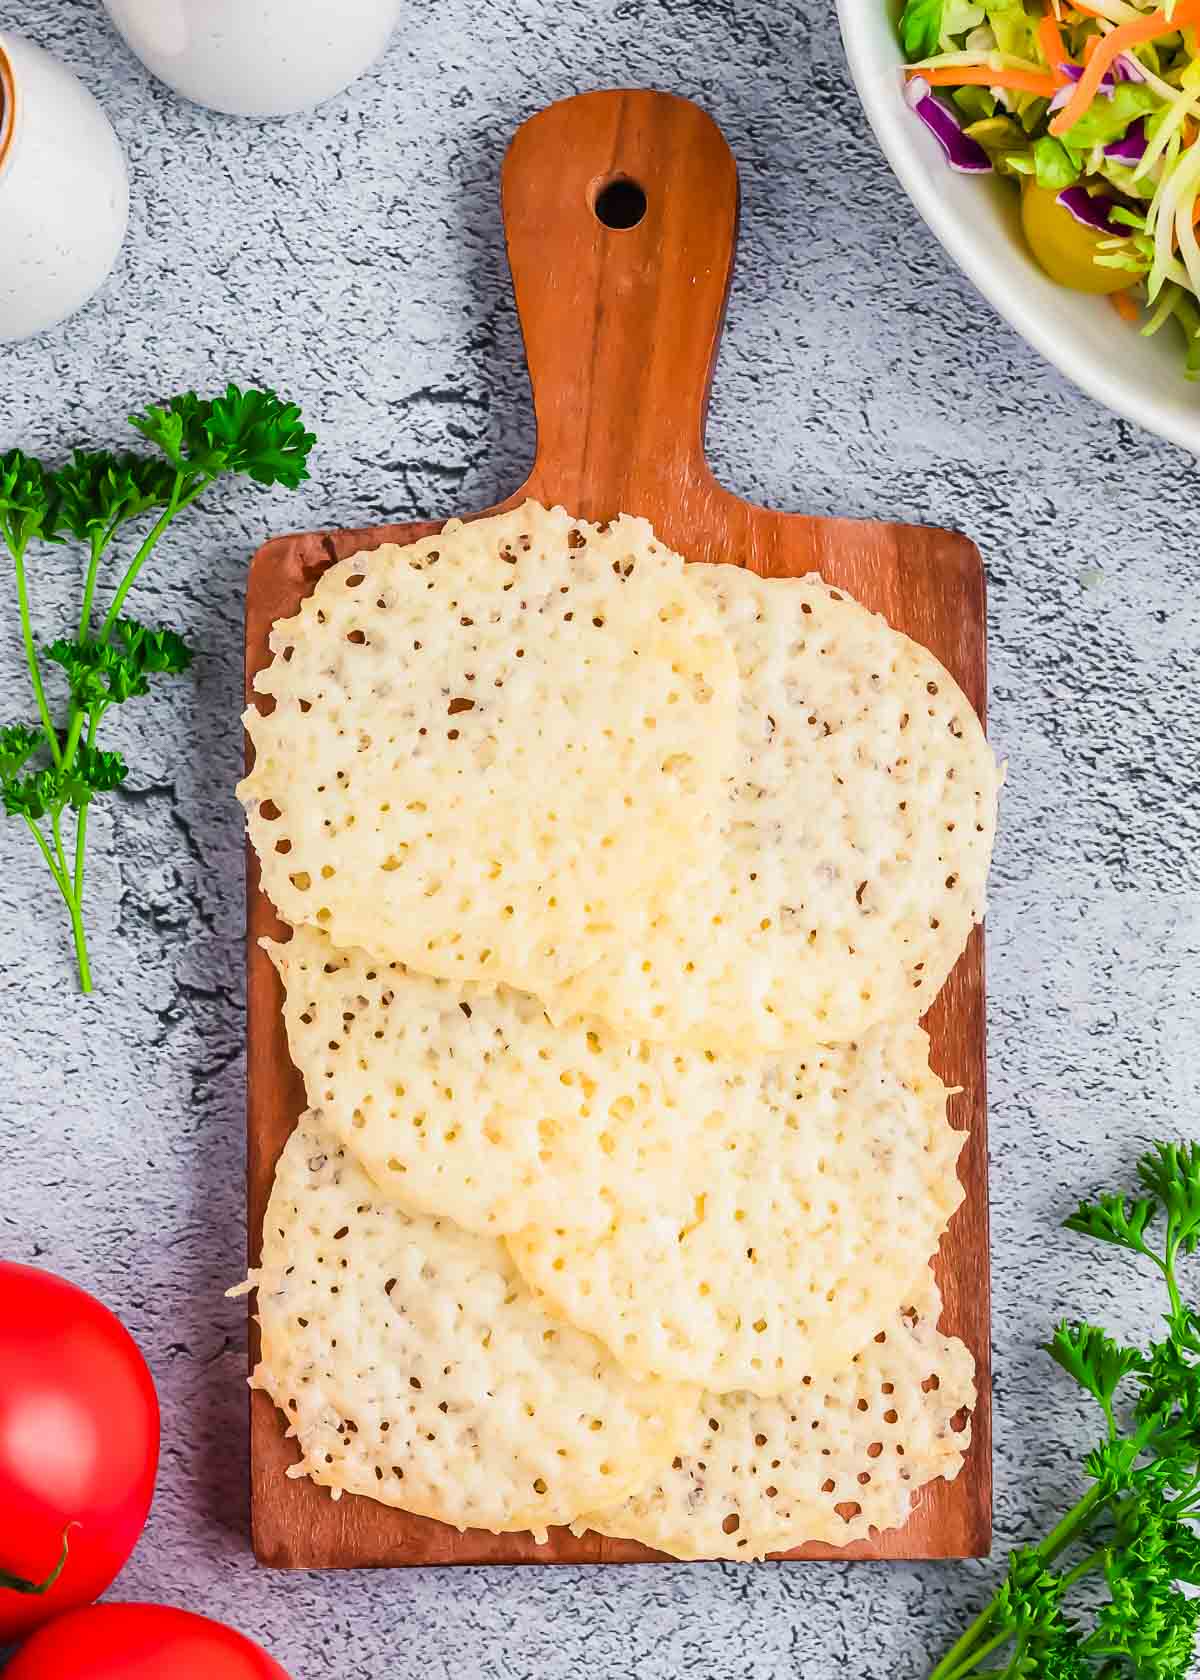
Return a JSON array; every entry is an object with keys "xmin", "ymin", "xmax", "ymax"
[
  {"xmin": 1056, "ymin": 185, "xmax": 1124, "ymax": 235},
  {"xmin": 1115, "ymin": 52, "xmax": 1146, "ymax": 82},
  {"xmin": 1050, "ymin": 61, "xmax": 1120, "ymax": 110},
  {"xmin": 904, "ymin": 76, "xmax": 992, "ymax": 173},
  {"xmin": 1104, "ymin": 117, "xmax": 1148, "ymax": 164},
  {"xmin": 1051, "ymin": 52, "xmax": 1144, "ymax": 109}
]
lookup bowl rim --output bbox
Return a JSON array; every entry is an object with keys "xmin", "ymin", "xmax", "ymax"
[{"xmin": 836, "ymin": 0, "xmax": 1199, "ymax": 453}]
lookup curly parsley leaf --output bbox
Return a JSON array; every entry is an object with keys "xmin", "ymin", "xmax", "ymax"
[
  {"xmin": 0, "ymin": 450, "xmax": 59, "ymax": 553},
  {"xmin": 48, "ymin": 450, "xmax": 177, "ymax": 542},
  {"xmin": 1035, "ymin": 1626, "xmax": 1094, "ymax": 1680},
  {"xmin": 1066, "ymin": 1190, "xmax": 1157, "ymax": 1255},
  {"xmin": 0, "ymin": 723, "xmax": 43, "ymax": 786},
  {"xmin": 1139, "ymin": 1143, "xmax": 1200, "ymax": 1256},
  {"xmin": 126, "ymin": 391, "xmax": 212, "ymax": 473},
  {"xmin": 2, "ymin": 745, "xmax": 128, "ymax": 820},
  {"xmin": 73, "ymin": 743, "xmax": 128, "ymax": 799},
  {"xmin": 993, "ymin": 1548, "xmax": 1072, "ymax": 1636},
  {"xmin": 1092, "ymin": 1499, "xmax": 1200, "ymax": 1679},
  {"xmin": 1048, "ymin": 1322, "xmax": 1145, "ymax": 1416},
  {"xmin": 928, "ymin": 1142, "xmax": 1200, "ymax": 1680},
  {"xmin": 129, "ymin": 383, "xmax": 316, "ymax": 488},
  {"xmin": 200, "ymin": 384, "xmax": 316, "ymax": 486},
  {"xmin": 3, "ymin": 387, "xmax": 312, "ymax": 992},
  {"xmin": 45, "ymin": 620, "xmax": 193, "ymax": 709}
]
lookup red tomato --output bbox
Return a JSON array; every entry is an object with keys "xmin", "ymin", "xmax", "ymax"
[
  {"xmin": 3, "ymin": 1604, "xmax": 292, "ymax": 1679},
  {"xmin": 0, "ymin": 1263, "xmax": 159, "ymax": 1641}
]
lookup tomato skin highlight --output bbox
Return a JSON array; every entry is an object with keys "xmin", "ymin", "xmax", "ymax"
[
  {"xmin": 0, "ymin": 1263, "xmax": 159, "ymax": 1641},
  {"xmin": 3, "ymin": 1604, "xmax": 292, "ymax": 1679}
]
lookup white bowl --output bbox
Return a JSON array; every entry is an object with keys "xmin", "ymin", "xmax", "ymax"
[
  {"xmin": 837, "ymin": 0, "xmax": 1200, "ymax": 451},
  {"xmin": 102, "ymin": 0, "xmax": 402, "ymax": 119}
]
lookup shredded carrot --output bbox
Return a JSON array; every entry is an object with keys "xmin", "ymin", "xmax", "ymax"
[
  {"xmin": 1050, "ymin": 0, "xmax": 1200, "ymax": 134},
  {"xmin": 1082, "ymin": 32, "xmax": 1102, "ymax": 62},
  {"xmin": 1109, "ymin": 289, "xmax": 1140, "ymax": 321},
  {"xmin": 1186, "ymin": 116, "xmax": 1199, "ymax": 144},
  {"xmin": 1038, "ymin": 12, "xmax": 1073, "ymax": 80},
  {"xmin": 911, "ymin": 64, "xmax": 1060, "ymax": 96}
]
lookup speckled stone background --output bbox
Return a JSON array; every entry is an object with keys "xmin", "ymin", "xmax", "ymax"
[{"xmin": 2, "ymin": 0, "xmax": 1199, "ymax": 1674}]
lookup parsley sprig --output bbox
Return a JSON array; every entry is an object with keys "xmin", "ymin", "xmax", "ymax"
[
  {"xmin": 928, "ymin": 1142, "xmax": 1200, "ymax": 1680},
  {"xmin": 0, "ymin": 386, "xmax": 314, "ymax": 991}
]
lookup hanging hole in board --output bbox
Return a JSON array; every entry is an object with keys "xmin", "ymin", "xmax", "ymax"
[{"xmin": 593, "ymin": 175, "xmax": 647, "ymax": 231}]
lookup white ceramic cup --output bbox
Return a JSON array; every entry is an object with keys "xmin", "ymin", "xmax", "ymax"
[
  {"xmin": 102, "ymin": 0, "xmax": 403, "ymax": 119},
  {"xmin": 0, "ymin": 32, "xmax": 129, "ymax": 343}
]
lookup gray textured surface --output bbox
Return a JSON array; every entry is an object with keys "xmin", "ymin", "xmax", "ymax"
[{"xmin": 2, "ymin": 0, "xmax": 1199, "ymax": 1674}]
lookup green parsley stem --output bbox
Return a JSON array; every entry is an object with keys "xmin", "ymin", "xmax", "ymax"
[
  {"xmin": 77, "ymin": 527, "xmax": 110, "ymax": 643},
  {"xmin": 99, "ymin": 472, "xmax": 209, "ymax": 643},
  {"xmin": 22, "ymin": 814, "xmax": 68, "ymax": 895},
  {"xmin": 12, "ymin": 538, "xmax": 62, "ymax": 766},
  {"xmin": 50, "ymin": 806, "xmax": 69, "ymax": 882},
  {"xmin": 939, "ymin": 1624, "xmax": 1013, "ymax": 1680},
  {"xmin": 72, "ymin": 711, "xmax": 100, "ymax": 903},
  {"xmin": 57, "ymin": 472, "xmax": 208, "ymax": 785},
  {"xmin": 22, "ymin": 811, "xmax": 91, "ymax": 992},
  {"xmin": 927, "ymin": 1485, "xmax": 1109, "ymax": 1680},
  {"xmin": 1164, "ymin": 1249, "xmax": 1185, "ymax": 1326},
  {"xmin": 49, "ymin": 805, "xmax": 91, "ymax": 992},
  {"xmin": 1060, "ymin": 1547, "xmax": 1107, "ymax": 1589},
  {"xmin": 67, "ymin": 886, "xmax": 92, "ymax": 994}
]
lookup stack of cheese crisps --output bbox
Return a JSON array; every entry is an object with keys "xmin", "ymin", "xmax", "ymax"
[{"xmin": 235, "ymin": 501, "xmax": 1000, "ymax": 1560}]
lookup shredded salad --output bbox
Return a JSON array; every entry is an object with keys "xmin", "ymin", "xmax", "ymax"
[{"xmin": 898, "ymin": 0, "xmax": 1200, "ymax": 374}]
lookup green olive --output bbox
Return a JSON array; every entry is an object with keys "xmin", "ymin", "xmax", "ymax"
[{"xmin": 1020, "ymin": 180, "xmax": 1137, "ymax": 294}]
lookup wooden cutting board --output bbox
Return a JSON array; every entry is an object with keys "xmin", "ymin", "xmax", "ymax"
[{"xmin": 245, "ymin": 87, "xmax": 991, "ymax": 1568}]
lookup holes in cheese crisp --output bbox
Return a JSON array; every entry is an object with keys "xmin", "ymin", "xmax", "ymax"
[
  {"xmin": 835, "ymin": 1501, "xmax": 862, "ymax": 1523},
  {"xmin": 290, "ymin": 871, "xmax": 312, "ymax": 891},
  {"xmin": 275, "ymin": 839, "xmax": 292, "ymax": 855},
  {"xmin": 260, "ymin": 800, "xmax": 282, "ymax": 821},
  {"xmin": 721, "ymin": 1512, "xmax": 740, "ymax": 1535}
]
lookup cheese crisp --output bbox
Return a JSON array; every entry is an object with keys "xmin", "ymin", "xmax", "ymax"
[
  {"xmin": 238, "ymin": 1119, "xmax": 695, "ymax": 1542},
  {"xmin": 548, "ymin": 566, "xmax": 1000, "ymax": 1054},
  {"xmin": 572, "ymin": 1275, "xmax": 975, "ymax": 1560},
  {"xmin": 239, "ymin": 502, "xmax": 738, "ymax": 996},
  {"xmin": 507, "ymin": 1023, "xmax": 966, "ymax": 1396}
]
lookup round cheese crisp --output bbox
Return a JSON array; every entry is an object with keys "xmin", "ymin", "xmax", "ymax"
[
  {"xmin": 548, "ymin": 566, "xmax": 1001, "ymax": 1053},
  {"xmin": 572, "ymin": 1275, "xmax": 975, "ymax": 1560},
  {"xmin": 238, "ymin": 502, "xmax": 738, "ymax": 995},
  {"xmin": 237, "ymin": 1118, "xmax": 694, "ymax": 1542},
  {"xmin": 507, "ymin": 1024, "xmax": 966, "ymax": 1398},
  {"xmin": 262, "ymin": 925, "xmax": 688, "ymax": 1238}
]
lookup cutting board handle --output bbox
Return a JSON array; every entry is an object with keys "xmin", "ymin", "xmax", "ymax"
[{"xmin": 502, "ymin": 89, "xmax": 739, "ymax": 516}]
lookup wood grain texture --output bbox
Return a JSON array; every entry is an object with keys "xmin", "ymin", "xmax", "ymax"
[{"xmin": 245, "ymin": 87, "xmax": 991, "ymax": 1569}]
